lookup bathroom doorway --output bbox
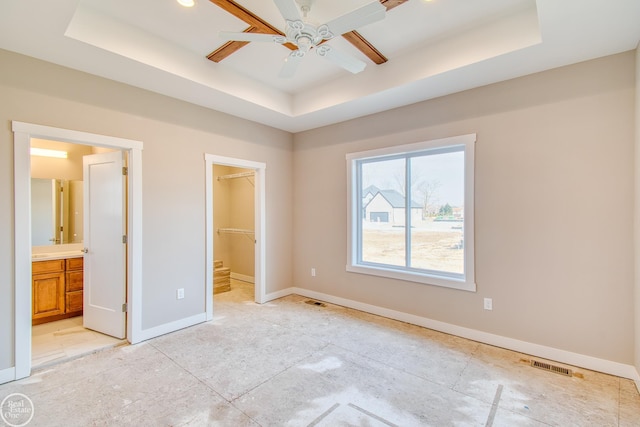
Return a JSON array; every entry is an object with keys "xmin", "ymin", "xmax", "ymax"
[
  {"xmin": 204, "ymin": 154, "xmax": 266, "ymax": 319},
  {"xmin": 12, "ymin": 121, "xmax": 143, "ymax": 381},
  {"xmin": 29, "ymin": 140, "xmax": 126, "ymax": 368}
]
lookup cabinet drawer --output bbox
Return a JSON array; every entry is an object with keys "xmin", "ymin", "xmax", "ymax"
[
  {"xmin": 66, "ymin": 271, "xmax": 83, "ymax": 292},
  {"xmin": 66, "ymin": 257, "xmax": 84, "ymax": 271},
  {"xmin": 66, "ymin": 291, "xmax": 83, "ymax": 313},
  {"xmin": 32, "ymin": 259, "xmax": 64, "ymax": 274}
]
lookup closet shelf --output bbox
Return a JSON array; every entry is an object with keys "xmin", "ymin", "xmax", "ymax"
[
  {"xmin": 217, "ymin": 228, "xmax": 254, "ymax": 235},
  {"xmin": 217, "ymin": 172, "xmax": 254, "ymax": 181}
]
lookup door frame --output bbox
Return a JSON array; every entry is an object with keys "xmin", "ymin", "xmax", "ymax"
[
  {"xmin": 204, "ymin": 154, "xmax": 266, "ymax": 318},
  {"xmin": 12, "ymin": 121, "xmax": 143, "ymax": 380}
]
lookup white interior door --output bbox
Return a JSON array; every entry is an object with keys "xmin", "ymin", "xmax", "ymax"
[{"xmin": 83, "ymin": 151, "xmax": 126, "ymax": 338}]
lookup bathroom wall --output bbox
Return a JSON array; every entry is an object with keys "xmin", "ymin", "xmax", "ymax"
[
  {"xmin": 30, "ymin": 140, "xmax": 93, "ymax": 247},
  {"xmin": 30, "ymin": 139, "xmax": 93, "ymax": 180}
]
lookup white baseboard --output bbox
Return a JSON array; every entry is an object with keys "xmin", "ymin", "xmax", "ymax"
[
  {"xmin": 231, "ymin": 273, "xmax": 254, "ymax": 283},
  {"xmin": 264, "ymin": 287, "xmax": 295, "ymax": 303},
  {"xmin": 136, "ymin": 313, "xmax": 207, "ymax": 342},
  {"xmin": 290, "ymin": 287, "xmax": 640, "ymax": 382},
  {"xmin": 0, "ymin": 367, "xmax": 16, "ymax": 385}
]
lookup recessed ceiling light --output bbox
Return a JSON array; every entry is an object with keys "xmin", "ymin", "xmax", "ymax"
[{"xmin": 177, "ymin": 0, "xmax": 195, "ymax": 7}]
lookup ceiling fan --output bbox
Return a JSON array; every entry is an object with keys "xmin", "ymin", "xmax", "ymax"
[{"xmin": 218, "ymin": 0, "xmax": 386, "ymax": 78}]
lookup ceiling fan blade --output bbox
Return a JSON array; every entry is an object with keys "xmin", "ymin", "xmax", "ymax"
[
  {"xmin": 315, "ymin": 45, "xmax": 366, "ymax": 74},
  {"xmin": 324, "ymin": 1, "xmax": 386, "ymax": 37},
  {"xmin": 219, "ymin": 31, "xmax": 286, "ymax": 44},
  {"xmin": 278, "ymin": 51, "xmax": 305, "ymax": 78},
  {"xmin": 273, "ymin": 0, "xmax": 301, "ymax": 22}
]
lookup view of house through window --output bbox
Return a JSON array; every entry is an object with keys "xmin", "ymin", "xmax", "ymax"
[{"xmin": 347, "ymin": 134, "xmax": 475, "ymax": 291}]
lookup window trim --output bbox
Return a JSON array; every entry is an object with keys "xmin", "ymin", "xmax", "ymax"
[{"xmin": 346, "ymin": 134, "xmax": 476, "ymax": 292}]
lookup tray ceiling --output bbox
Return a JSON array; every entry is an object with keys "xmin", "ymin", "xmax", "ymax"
[{"xmin": 0, "ymin": 0, "xmax": 638, "ymax": 132}]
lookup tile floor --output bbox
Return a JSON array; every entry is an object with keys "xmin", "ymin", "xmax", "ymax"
[
  {"xmin": 1, "ymin": 279, "xmax": 639, "ymax": 426},
  {"xmin": 32, "ymin": 316, "xmax": 126, "ymax": 369}
]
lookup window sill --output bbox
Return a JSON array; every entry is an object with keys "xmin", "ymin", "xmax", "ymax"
[{"xmin": 346, "ymin": 264, "xmax": 476, "ymax": 292}]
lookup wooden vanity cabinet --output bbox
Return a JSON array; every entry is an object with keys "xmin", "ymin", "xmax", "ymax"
[
  {"xmin": 32, "ymin": 257, "xmax": 84, "ymax": 325},
  {"xmin": 32, "ymin": 260, "xmax": 66, "ymax": 322}
]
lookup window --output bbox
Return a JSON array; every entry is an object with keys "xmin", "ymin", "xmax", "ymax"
[{"xmin": 346, "ymin": 134, "xmax": 476, "ymax": 291}]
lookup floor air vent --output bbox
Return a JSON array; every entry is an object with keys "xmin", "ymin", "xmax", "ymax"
[
  {"xmin": 530, "ymin": 360, "xmax": 573, "ymax": 377},
  {"xmin": 305, "ymin": 300, "xmax": 326, "ymax": 307}
]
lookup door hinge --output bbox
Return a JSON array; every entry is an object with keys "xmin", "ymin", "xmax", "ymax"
[
  {"xmin": 122, "ymin": 235, "xmax": 128, "ymax": 244},
  {"xmin": 122, "ymin": 166, "xmax": 128, "ymax": 176},
  {"xmin": 122, "ymin": 303, "xmax": 128, "ymax": 313}
]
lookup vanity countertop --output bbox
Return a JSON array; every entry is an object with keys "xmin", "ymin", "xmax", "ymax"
[{"xmin": 32, "ymin": 251, "xmax": 84, "ymax": 261}]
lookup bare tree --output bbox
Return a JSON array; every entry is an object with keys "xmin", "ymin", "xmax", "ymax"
[
  {"xmin": 393, "ymin": 168, "xmax": 427, "ymax": 197},
  {"xmin": 392, "ymin": 170, "xmax": 406, "ymax": 196},
  {"xmin": 415, "ymin": 179, "xmax": 441, "ymax": 218}
]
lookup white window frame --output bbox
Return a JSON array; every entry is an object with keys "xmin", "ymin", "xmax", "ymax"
[{"xmin": 346, "ymin": 134, "xmax": 476, "ymax": 292}]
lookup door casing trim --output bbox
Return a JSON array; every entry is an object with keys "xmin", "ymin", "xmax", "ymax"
[
  {"xmin": 204, "ymin": 154, "xmax": 266, "ymax": 318},
  {"xmin": 12, "ymin": 121, "xmax": 143, "ymax": 381}
]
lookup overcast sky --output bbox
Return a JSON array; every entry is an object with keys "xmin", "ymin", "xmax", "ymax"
[{"xmin": 361, "ymin": 151, "xmax": 465, "ymax": 206}]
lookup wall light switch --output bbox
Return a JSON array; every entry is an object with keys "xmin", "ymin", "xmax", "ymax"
[
  {"xmin": 484, "ymin": 298, "xmax": 493, "ymax": 310},
  {"xmin": 311, "ymin": 268, "xmax": 316, "ymax": 277},
  {"xmin": 177, "ymin": 288, "xmax": 185, "ymax": 300}
]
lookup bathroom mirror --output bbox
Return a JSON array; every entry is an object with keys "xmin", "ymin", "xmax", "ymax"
[{"xmin": 31, "ymin": 178, "xmax": 83, "ymax": 246}]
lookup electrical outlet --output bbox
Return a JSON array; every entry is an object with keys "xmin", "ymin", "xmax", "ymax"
[
  {"xmin": 484, "ymin": 298, "xmax": 492, "ymax": 311},
  {"xmin": 311, "ymin": 268, "xmax": 316, "ymax": 277},
  {"xmin": 177, "ymin": 288, "xmax": 185, "ymax": 300}
]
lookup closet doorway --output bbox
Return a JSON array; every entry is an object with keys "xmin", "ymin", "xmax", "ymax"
[{"xmin": 204, "ymin": 155, "xmax": 266, "ymax": 319}]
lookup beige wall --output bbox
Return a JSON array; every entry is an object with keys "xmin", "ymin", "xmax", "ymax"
[
  {"xmin": 635, "ymin": 43, "xmax": 640, "ymax": 379},
  {"xmin": 0, "ymin": 46, "xmax": 637, "ymax": 376},
  {"xmin": 0, "ymin": 49, "xmax": 293, "ymax": 371},
  {"xmin": 228, "ymin": 167, "xmax": 256, "ymax": 278},
  {"xmin": 293, "ymin": 52, "xmax": 636, "ymax": 364},
  {"xmin": 213, "ymin": 165, "xmax": 232, "ymax": 271}
]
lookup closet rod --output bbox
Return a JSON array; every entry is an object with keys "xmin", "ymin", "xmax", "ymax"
[{"xmin": 217, "ymin": 171, "xmax": 255, "ymax": 181}]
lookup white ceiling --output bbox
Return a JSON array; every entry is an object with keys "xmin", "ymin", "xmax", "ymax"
[{"xmin": 0, "ymin": 0, "xmax": 638, "ymax": 132}]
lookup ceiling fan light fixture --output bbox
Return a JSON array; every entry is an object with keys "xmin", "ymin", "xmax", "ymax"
[
  {"xmin": 297, "ymin": 36, "xmax": 312, "ymax": 52},
  {"xmin": 177, "ymin": 0, "xmax": 196, "ymax": 8},
  {"xmin": 218, "ymin": 0, "xmax": 385, "ymax": 77}
]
